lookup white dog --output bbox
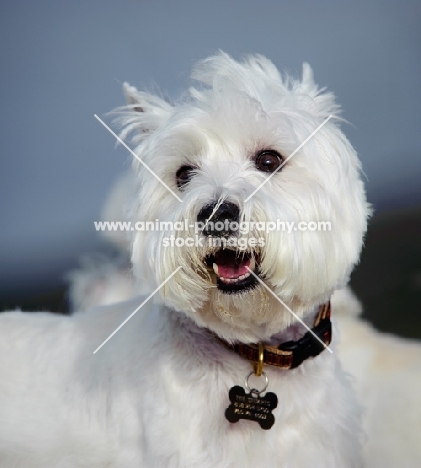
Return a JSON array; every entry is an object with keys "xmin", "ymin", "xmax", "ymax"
[{"xmin": 0, "ymin": 53, "xmax": 371, "ymax": 467}]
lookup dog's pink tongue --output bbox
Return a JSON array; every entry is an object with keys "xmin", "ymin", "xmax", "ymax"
[{"xmin": 216, "ymin": 251, "xmax": 250, "ymax": 278}]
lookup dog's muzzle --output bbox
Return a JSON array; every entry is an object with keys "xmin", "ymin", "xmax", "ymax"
[{"xmin": 198, "ymin": 201, "xmax": 259, "ymax": 294}]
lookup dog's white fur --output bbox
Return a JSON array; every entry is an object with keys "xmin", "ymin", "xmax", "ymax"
[
  {"xmin": 0, "ymin": 53, "xmax": 372, "ymax": 467},
  {"xmin": 335, "ymin": 289, "xmax": 421, "ymax": 467}
]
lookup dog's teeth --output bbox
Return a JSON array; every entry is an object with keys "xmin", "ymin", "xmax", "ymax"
[
  {"xmin": 221, "ymin": 277, "xmax": 235, "ymax": 284},
  {"xmin": 238, "ymin": 272, "xmax": 251, "ymax": 281},
  {"xmin": 213, "ymin": 263, "xmax": 219, "ymax": 275},
  {"xmin": 220, "ymin": 271, "xmax": 252, "ymax": 283},
  {"xmin": 249, "ymin": 257, "xmax": 256, "ymax": 271}
]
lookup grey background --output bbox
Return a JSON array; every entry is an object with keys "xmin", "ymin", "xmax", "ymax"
[{"xmin": 1, "ymin": 0, "xmax": 420, "ymax": 300}]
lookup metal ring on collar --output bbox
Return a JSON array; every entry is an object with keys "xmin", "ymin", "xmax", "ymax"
[{"xmin": 244, "ymin": 370, "xmax": 269, "ymax": 395}]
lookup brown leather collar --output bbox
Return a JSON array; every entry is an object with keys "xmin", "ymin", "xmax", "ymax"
[{"xmin": 219, "ymin": 302, "xmax": 331, "ymax": 370}]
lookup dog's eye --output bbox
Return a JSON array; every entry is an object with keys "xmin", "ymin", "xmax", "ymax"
[
  {"xmin": 176, "ymin": 165, "xmax": 196, "ymax": 188},
  {"xmin": 255, "ymin": 150, "xmax": 283, "ymax": 173}
]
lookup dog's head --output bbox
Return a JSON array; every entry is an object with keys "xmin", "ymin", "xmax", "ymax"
[{"xmin": 117, "ymin": 52, "xmax": 369, "ymax": 342}]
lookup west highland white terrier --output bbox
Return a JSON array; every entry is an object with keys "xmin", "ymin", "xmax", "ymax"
[{"xmin": 0, "ymin": 53, "xmax": 373, "ymax": 467}]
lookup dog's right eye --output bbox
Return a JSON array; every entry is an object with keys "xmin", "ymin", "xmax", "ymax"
[{"xmin": 176, "ymin": 165, "xmax": 196, "ymax": 189}]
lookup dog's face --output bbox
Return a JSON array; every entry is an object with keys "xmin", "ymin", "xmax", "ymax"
[{"xmin": 119, "ymin": 53, "xmax": 369, "ymax": 342}]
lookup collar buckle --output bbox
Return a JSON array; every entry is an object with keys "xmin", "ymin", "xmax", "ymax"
[{"xmin": 278, "ymin": 317, "xmax": 332, "ymax": 368}]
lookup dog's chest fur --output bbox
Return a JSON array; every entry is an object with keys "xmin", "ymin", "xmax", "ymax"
[
  {"xmin": 0, "ymin": 300, "xmax": 362, "ymax": 468},
  {"xmin": 101, "ymin": 302, "xmax": 362, "ymax": 467}
]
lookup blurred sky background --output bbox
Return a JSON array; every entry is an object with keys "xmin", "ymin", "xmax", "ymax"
[{"xmin": 1, "ymin": 0, "xmax": 420, "ymax": 300}]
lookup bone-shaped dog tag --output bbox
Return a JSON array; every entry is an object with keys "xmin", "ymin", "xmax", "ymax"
[{"xmin": 225, "ymin": 385, "xmax": 278, "ymax": 430}]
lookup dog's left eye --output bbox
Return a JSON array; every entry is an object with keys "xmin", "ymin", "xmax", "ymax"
[
  {"xmin": 255, "ymin": 150, "xmax": 283, "ymax": 173},
  {"xmin": 176, "ymin": 165, "xmax": 196, "ymax": 188}
]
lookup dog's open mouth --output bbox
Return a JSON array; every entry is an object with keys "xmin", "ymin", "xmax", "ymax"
[{"xmin": 205, "ymin": 249, "xmax": 259, "ymax": 293}]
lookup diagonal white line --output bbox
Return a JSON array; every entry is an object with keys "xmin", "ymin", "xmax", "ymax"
[
  {"xmin": 93, "ymin": 266, "xmax": 182, "ymax": 354},
  {"xmin": 94, "ymin": 114, "xmax": 183, "ymax": 203},
  {"xmin": 244, "ymin": 115, "xmax": 333, "ymax": 202},
  {"xmin": 202, "ymin": 196, "xmax": 225, "ymax": 231},
  {"xmin": 246, "ymin": 267, "xmax": 333, "ymax": 353}
]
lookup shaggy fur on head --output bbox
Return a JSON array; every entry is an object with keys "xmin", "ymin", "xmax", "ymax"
[
  {"xmin": 0, "ymin": 53, "xmax": 369, "ymax": 467},
  {"xmin": 117, "ymin": 52, "xmax": 369, "ymax": 344}
]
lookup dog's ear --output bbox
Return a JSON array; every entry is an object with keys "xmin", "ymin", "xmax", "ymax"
[
  {"xmin": 295, "ymin": 63, "xmax": 340, "ymax": 119},
  {"xmin": 116, "ymin": 83, "xmax": 173, "ymax": 143}
]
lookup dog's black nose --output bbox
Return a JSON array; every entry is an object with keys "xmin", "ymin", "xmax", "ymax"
[{"xmin": 197, "ymin": 201, "xmax": 240, "ymax": 237}]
